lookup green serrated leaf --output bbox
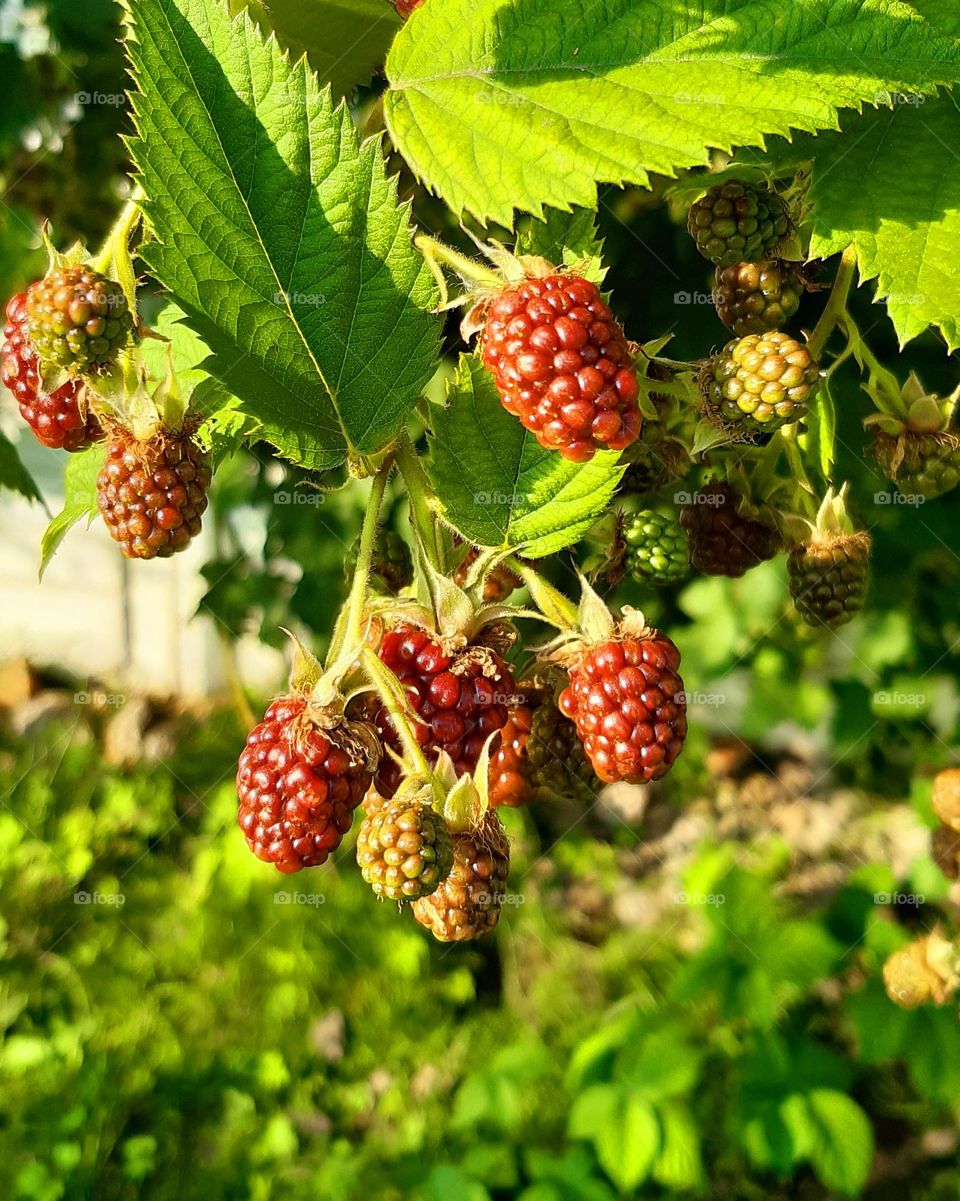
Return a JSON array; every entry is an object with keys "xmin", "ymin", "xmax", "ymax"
[
  {"xmin": 40, "ymin": 443, "xmax": 107, "ymax": 577},
  {"xmin": 385, "ymin": 0, "xmax": 960, "ymax": 226},
  {"xmin": 426, "ymin": 355, "xmax": 623, "ymax": 556},
  {"xmin": 652, "ymin": 1101, "xmax": 706, "ymax": 1191},
  {"xmin": 126, "ymin": 0, "xmax": 441, "ymax": 470},
  {"xmin": 749, "ymin": 98, "xmax": 960, "ymax": 350},
  {"xmin": 594, "ymin": 1092, "xmax": 660, "ymax": 1191},
  {"xmin": 515, "ymin": 208, "xmax": 607, "ymax": 284},
  {"xmin": 0, "ymin": 430, "xmax": 42, "ymax": 503},
  {"xmin": 804, "ymin": 1089, "xmax": 874, "ymax": 1195},
  {"xmin": 229, "ymin": 0, "xmax": 400, "ymax": 97}
]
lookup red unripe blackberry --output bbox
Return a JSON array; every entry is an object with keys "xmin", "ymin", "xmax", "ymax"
[
  {"xmin": 489, "ymin": 703, "xmax": 536, "ymax": 808},
  {"xmin": 237, "ymin": 696, "xmax": 375, "ymax": 873},
  {"xmin": 680, "ymin": 482, "xmax": 781, "ymax": 577},
  {"xmin": 26, "ymin": 265, "xmax": 132, "ymax": 373},
  {"xmin": 411, "ymin": 811, "xmax": 511, "ymax": 942},
  {"xmin": 2, "ymin": 292, "xmax": 101, "ymax": 451},
  {"xmin": 368, "ymin": 623, "xmax": 517, "ymax": 798},
  {"xmin": 559, "ymin": 632, "xmax": 687, "ymax": 785},
  {"xmin": 481, "ymin": 273, "xmax": 640, "ymax": 463},
  {"xmin": 96, "ymin": 426, "xmax": 211, "ymax": 559}
]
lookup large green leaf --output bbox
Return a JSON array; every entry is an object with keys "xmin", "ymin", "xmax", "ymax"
[
  {"xmin": 126, "ymin": 0, "xmax": 441, "ymax": 470},
  {"xmin": 744, "ymin": 98, "xmax": 960, "ymax": 350},
  {"xmin": 230, "ymin": 0, "xmax": 400, "ymax": 96},
  {"xmin": 385, "ymin": 0, "xmax": 960, "ymax": 225},
  {"xmin": 427, "ymin": 355, "xmax": 623, "ymax": 556},
  {"xmin": 804, "ymin": 1089, "xmax": 874, "ymax": 1195}
]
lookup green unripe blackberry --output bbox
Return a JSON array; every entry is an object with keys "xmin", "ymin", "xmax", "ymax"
[
  {"xmin": 624, "ymin": 510, "xmax": 690, "ymax": 586},
  {"xmin": 687, "ymin": 181, "xmax": 790, "ymax": 267},
  {"xmin": 356, "ymin": 796, "xmax": 453, "ymax": 902},
  {"xmin": 703, "ymin": 332, "xmax": 819, "ymax": 435},
  {"xmin": 873, "ymin": 431, "xmax": 960, "ymax": 500},
  {"xmin": 788, "ymin": 531, "xmax": 871, "ymax": 630},
  {"xmin": 345, "ymin": 528, "xmax": 413, "ymax": 593},
  {"xmin": 714, "ymin": 260, "xmax": 802, "ymax": 336},
  {"xmin": 26, "ymin": 265, "xmax": 132, "ymax": 373}
]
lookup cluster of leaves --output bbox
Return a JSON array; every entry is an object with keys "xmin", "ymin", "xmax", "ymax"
[{"xmin": 0, "ymin": 711, "xmax": 958, "ymax": 1200}]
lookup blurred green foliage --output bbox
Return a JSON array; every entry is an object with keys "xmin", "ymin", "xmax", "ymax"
[{"xmin": 1, "ymin": 713, "xmax": 959, "ymax": 1200}]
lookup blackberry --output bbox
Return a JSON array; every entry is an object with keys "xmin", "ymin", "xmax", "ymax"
[
  {"xmin": 873, "ymin": 430, "xmax": 960, "ymax": 500},
  {"xmin": 96, "ymin": 426, "xmax": 211, "ymax": 559},
  {"xmin": 702, "ymin": 332, "xmax": 819, "ymax": 436},
  {"xmin": 680, "ymin": 483, "xmax": 781, "ymax": 577},
  {"xmin": 26, "ymin": 265, "xmax": 132, "ymax": 373},
  {"xmin": 624, "ymin": 509, "xmax": 690, "ymax": 586},
  {"xmin": 525, "ymin": 697, "xmax": 597, "ymax": 801},
  {"xmin": 687, "ymin": 181, "xmax": 790, "ymax": 267},
  {"xmin": 356, "ymin": 793, "xmax": 453, "ymax": 901},
  {"xmin": 1, "ymin": 291, "xmax": 100, "ymax": 451},
  {"xmin": 714, "ymin": 260, "xmax": 802, "ymax": 336},
  {"xmin": 788, "ymin": 531, "xmax": 870, "ymax": 629},
  {"xmin": 411, "ymin": 811, "xmax": 510, "ymax": 942},
  {"xmin": 481, "ymin": 273, "xmax": 640, "ymax": 462}
]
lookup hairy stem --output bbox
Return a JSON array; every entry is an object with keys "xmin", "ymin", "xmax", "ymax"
[
  {"xmin": 361, "ymin": 648, "xmax": 430, "ymax": 775},
  {"xmin": 396, "ymin": 429, "xmax": 445, "ymax": 569},
  {"xmin": 328, "ymin": 457, "xmax": 392, "ymax": 663}
]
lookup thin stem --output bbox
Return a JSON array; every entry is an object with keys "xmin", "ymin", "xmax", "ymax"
[
  {"xmin": 807, "ymin": 243, "xmax": 858, "ymax": 361},
  {"xmin": 93, "ymin": 185, "xmax": 145, "ymax": 276},
  {"xmin": 414, "ymin": 233, "xmax": 502, "ymax": 291},
  {"xmin": 360, "ymin": 648, "xmax": 431, "ymax": 775},
  {"xmin": 328, "ymin": 457, "xmax": 392, "ymax": 663},
  {"xmin": 396, "ymin": 429, "xmax": 443, "ymax": 568},
  {"xmin": 780, "ymin": 426, "xmax": 818, "ymax": 519}
]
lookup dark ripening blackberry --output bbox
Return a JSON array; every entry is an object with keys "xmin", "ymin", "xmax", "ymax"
[
  {"xmin": 687, "ymin": 181, "xmax": 790, "ymax": 267},
  {"xmin": 2, "ymin": 292, "xmax": 101, "ymax": 451},
  {"xmin": 236, "ymin": 696, "xmax": 375, "ymax": 873},
  {"xmin": 368, "ymin": 623, "xmax": 517, "ymax": 798},
  {"xmin": 411, "ymin": 811, "xmax": 511, "ymax": 942},
  {"xmin": 680, "ymin": 482, "xmax": 781, "ymax": 577},
  {"xmin": 481, "ymin": 273, "xmax": 640, "ymax": 463},
  {"xmin": 26, "ymin": 265, "xmax": 132, "ymax": 373},
  {"xmin": 356, "ymin": 795, "xmax": 453, "ymax": 901},
  {"xmin": 788, "ymin": 531, "xmax": 871, "ymax": 630},
  {"xmin": 714, "ymin": 260, "xmax": 802, "ymax": 336},
  {"xmin": 96, "ymin": 426, "xmax": 211, "ymax": 560},
  {"xmin": 559, "ymin": 631, "xmax": 687, "ymax": 785},
  {"xmin": 345, "ymin": 528, "xmax": 413, "ymax": 594},
  {"xmin": 525, "ymin": 696, "xmax": 597, "ymax": 801},
  {"xmin": 702, "ymin": 332, "xmax": 819, "ymax": 435}
]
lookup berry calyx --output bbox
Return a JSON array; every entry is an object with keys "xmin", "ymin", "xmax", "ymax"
[
  {"xmin": 788, "ymin": 531, "xmax": 871, "ymax": 630},
  {"xmin": 454, "ymin": 546, "xmax": 523, "ymax": 602},
  {"xmin": 1, "ymin": 292, "xmax": 101, "ymax": 451},
  {"xmin": 96, "ymin": 424, "xmax": 212, "ymax": 559},
  {"xmin": 702, "ymin": 332, "xmax": 819, "ymax": 436},
  {"xmin": 624, "ymin": 509, "xmax": 691, "ymax": 587},
  {"xmin": 480, "ymin": 272, "xmax": 640, "ymax": 463},
  {"xmin": 558, "ymin": 618, "xmax": 687, "ymax": 786},
  {"xmin": 365, "ymin": 622, "xmax": 518, "ymax": 799},
  {"xmin": 714, "ymin": 260, "xmax": 802, "ymax": 336},
  {"xmin": 411, "ymin": 811, "xmax": 510, "ymax": 942},
  {"xmin": 237, "ymin": 695, "xmax": 378, "ymax": 873},
  {"xmin": 355, "ymin": 787, "xmax": 454, "ymax": 901},
  {"xmin": 687, "ymin": 181, "xmax": 791, "ymax": 267},
  {"xmin": 680, "ymin": 482, "xmax": 781, "ymax": 577},
  {"xmin": 26, "ymin": 265, "xmax": 133, "ymax": 374}
]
